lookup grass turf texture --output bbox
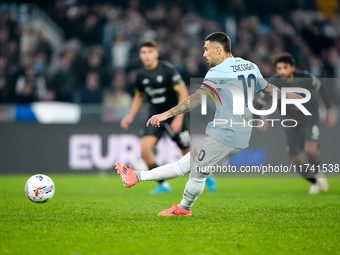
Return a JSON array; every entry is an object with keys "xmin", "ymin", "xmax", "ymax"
[{"xmin": 0, "ymin": 174, "xmax": 339, "ymax": 255}]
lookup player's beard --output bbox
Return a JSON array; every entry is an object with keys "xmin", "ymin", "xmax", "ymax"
[{"xmin": 209, "ymin": 58, "xmax": 218, "ymax": 67}]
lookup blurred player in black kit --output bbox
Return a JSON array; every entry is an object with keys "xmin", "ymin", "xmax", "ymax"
[
  {"xmin": 121, "ymin": 40, "xmax": 217, "ymax": 194},
  {"xmin": 255, "ymin": 52, "xmax": 336, "ymax": 194}
]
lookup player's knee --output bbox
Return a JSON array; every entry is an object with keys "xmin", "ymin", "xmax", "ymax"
[
  {"xmin": 290, "ymin": 153, "xmax": 304, "ymax": 166},
  {"xmin": 141, "ymin": 141, "xmax": 151, "ymax": 151},
  {"xmin": 304, "ymin": 145, "xmax": 318, "ymax": 158},
  {"xmin": 141, "ymin": 142, "xmax": 154, "ymax": 155},
  {"xmin": 141, "ymin": 150, "xmax": 154, "ymax": 164},
  {"xmin": 172, "ymin": 152, "xmax": 191, "ymax": 177},
  {"xmin": 141, "ymin": 147, "xmax": 152, "ymax": 155},
  {"xmin": 292, "ymin": 160, "xmax": 303, "ymax": 167}
]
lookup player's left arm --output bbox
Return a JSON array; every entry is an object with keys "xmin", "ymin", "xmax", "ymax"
[
  {"xmin": 261, "ymin": 83, "xmax": 302, "ymax": 100},
  {"xmin": 315, "ymin": 81, "xmax": 336, "ymax": 128},
  {"xmin": 261, "ymin": 84, "xmax": 279, "ymax": 98},
  {"xmin": 147, "ymin": 88, "xmax": 205, "ymax": 127},
  {"xmin": 170, "ymin": 82, "xmax": 189, "ymax": 133},
  {"xmin": 255, "ymin": 67, "xmax": 301, "ymax": 100}
]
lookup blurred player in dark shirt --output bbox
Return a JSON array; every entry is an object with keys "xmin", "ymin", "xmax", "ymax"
[{"xmin": 255, "ymin": 53, "xmax": 336, "ymax": 194}]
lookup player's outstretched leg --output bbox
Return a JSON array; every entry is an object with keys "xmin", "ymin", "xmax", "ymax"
[
  {"xmin": 115, "ymin": 152, "xmax": 191, "ymax": 188},
  {"xmin": 115, "ymin": 162, "xmax": 139, "ymax": 188}
]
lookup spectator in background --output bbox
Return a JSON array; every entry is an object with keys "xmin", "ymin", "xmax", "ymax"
[
  {"xmin": 15, "ymin": 64, "xmax": 46, "ymax": 101},
  {"xmin": 125, "ymin": 69, "xmax": 137, "ymax": 95},
  {"xmin": 103, "ymin": 70, "xmax": 132, "ymax": 121},
  {"xmin": 181, "ymin": 56, "xmax": 206, "ymax": 85},
  {"xmin": 49, "ymin": 0, "xmax": 67, "ymax": 29},
  {"xmin": 0, "ymin": 0, "xmax": 339, "ymax": 108},
  {"xmin": 19, "ymin": 54, "xmax": 34, "ymax": 72},
  {"xmin": 0, "ymin": 75, "xmax": 9, "ymax": 103},
  {"xmin": 51, "ymin": 55, "xmax": 78, "ymax": 102},
  {"xmin": 7, "ymin": 40, "xmax": 20, "ymax": 72},
  {"xmin": 170, "ymin": 49, "xmax": 185, "ymax": 74},
  {"xmin": 84, "ymin": 51, "xmax": 105, "ymax": 82},
  {"xmin": 103, "ymin": 70, "xmax": 131, "ymax": 108},
  {"xmin": 5, "ymin": 54, "xmax": 33, "ymax": 101},
  {"xmin": 0, "ymin": 56, "xmax": 8, "ymax": 77},
  {"xmin": 63, "ymin": 7, "xmax": 81, "ymax": 40},
  {"xmin": 112, "ymin": 34, "xmax": 131, "ymax": 69},
  {"xmin": 34, "ymin": 51, "xmax": 48, "ymax": 76},
  {"xmin": 309, "ymin": 56, "xmax": 322, "ymax": 78},
  {"xmin": 80, "ymin": 15, "xmax": 101, "ymax": 46},
  {"xmin": 20, "ymin": 24, "xmax": 39, "ymax": 55},
  {"xmin": 44, "ymin": 88, "xmax": 56, "ymax": 102},
  {"xmin": 16, "ymin": 79, "xmax": 36, "ymax": 104},
  {"xmin": 17, "ymin": 24, "xmax": 51, "ymax": 72},
  {"xmin": 78, "ymin": 72, "xmax": 103, "ymax": 104},
  {"xmin": 62, "ymin": 39, "xmax": 83, "ymax": 82},
  {"xmin": 0, "ymin": 28, "xmax": 9, "ymax": 57},
  {"xmin": 35, "ymin": 31, "xmax": 52, "ymax": 64}
]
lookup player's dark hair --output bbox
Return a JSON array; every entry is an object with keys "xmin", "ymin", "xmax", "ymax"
[
  {"xmin": 205, "ymin": 32, "xmax": 231, "ymax": 53},
  {"xmin": 139, "ymin": 40, "xmax": 157, "ymax": 50},
  {"xmin": 274, "ymin": 52, "xmax": 296, "ymax": 67}
]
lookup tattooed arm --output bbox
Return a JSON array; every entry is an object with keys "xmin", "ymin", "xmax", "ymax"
[{"xmin": 147, "ymin": 89, "xmax": 205, "ymax": 127}]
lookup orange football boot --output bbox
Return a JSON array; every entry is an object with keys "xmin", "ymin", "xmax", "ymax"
[
  {"xmin": 157, "ymin": 204, "xmax": 192, "ymax": 216},
  {"xmin": 114, "ymin": 162, "xmax": 139, "ymax": 188}
]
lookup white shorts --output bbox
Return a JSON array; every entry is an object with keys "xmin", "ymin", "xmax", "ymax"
[{"xmin": 191, "ymin": 136, "xmax": 243, "ymax": 175}]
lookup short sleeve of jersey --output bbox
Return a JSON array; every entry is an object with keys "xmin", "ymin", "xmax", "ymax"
[
  {"xmin": 255, "ymin": 65, "xmax": 268, "ymax": 92},
  {"xmin": 168, "ymin": 66, "xmax": 184, "ymax": 88},
  {"xmin": 135, "ymin": 72, "xmax": 144, "ymax": 92},
  {"xmin": 202, "ymin": 68, "xmax": 218, "ymax": 88}
]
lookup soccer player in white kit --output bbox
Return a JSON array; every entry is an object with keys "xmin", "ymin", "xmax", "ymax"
[{"xmin": 115, "ymin": 32, "xmax": 302, "ymax": 216}]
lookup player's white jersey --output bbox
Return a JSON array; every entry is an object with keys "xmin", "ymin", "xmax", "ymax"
[{"xmin": 203, "ymin": 57, "xmax": 268, "ymax": 148}]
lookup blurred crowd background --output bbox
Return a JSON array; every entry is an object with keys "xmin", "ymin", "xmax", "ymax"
[{"xmin": 0, "ymin": 0, "xmax": 340, "ymax": 109}]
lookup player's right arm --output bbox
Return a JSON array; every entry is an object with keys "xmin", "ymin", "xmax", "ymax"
[
  {"xmin": 121, "ymin": 89, "xmax": 145, "ymax": 129},
  {"xmin": 146, "ymin": 88, "xmax": 206, "ymax": 128}
]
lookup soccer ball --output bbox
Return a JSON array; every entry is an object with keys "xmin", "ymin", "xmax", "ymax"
[{"xmin": 25, "ymin": 174, "xmax": 55, "ymax": 203}]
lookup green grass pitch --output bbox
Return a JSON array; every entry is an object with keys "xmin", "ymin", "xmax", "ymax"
[{"xmin": 0, "ymin": 174, "xmax": 339, "ymax": 255}]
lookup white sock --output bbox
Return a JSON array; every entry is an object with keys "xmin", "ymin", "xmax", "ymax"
[
  {"xmin": 179, "ymin": 177, "xmax": 206, "ymax": 211},
  {"xmin": 138, "ymin": 152, "xmax": 191, "ymax": 181}
]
